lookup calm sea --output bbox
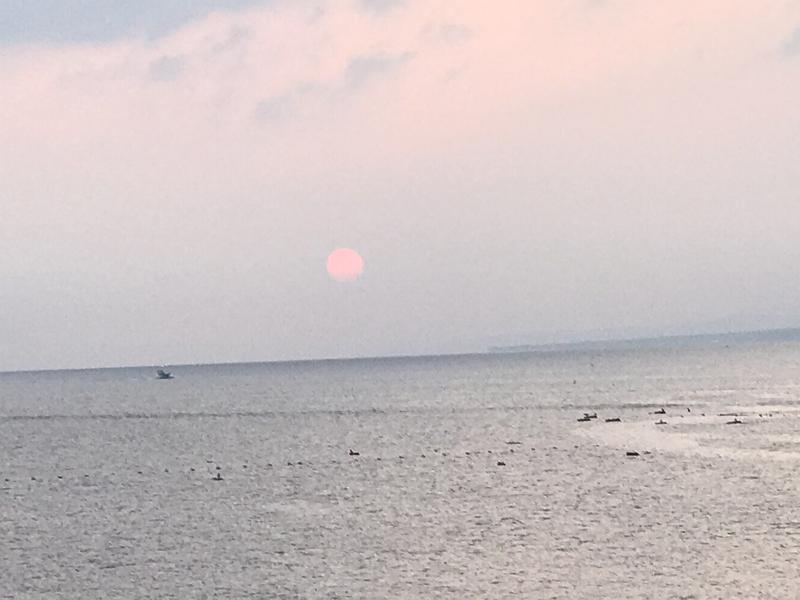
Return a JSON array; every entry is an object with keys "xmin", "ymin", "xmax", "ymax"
[{"xmin": 3, "ymin": 341, "xmax": 800, "ymax": 599}]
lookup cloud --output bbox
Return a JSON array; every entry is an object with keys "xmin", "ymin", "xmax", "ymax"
[
  {"xmin": 209, "ymin": 25, "xmax": 252, "ymax": 54},
  {"xmin": 359, "ymin": 0, "xmax": 405, "ymax": 14},
  {"xmin": 254, "ymin": 83, "xmax": 325, "ymax": 121},
  {"xmin": 344, "ymin": 51, "xmax": 413, "ymax": 88},
  {"xmin": 148, "ymin": 55, "xmax": 186, "ymax": 82},
  {"xmin": 422, "ymin": 23, "xmax": 475, "ymax": 45},
  {"xmin": 254, "ymin": 92, "xmax": 298, "ymax": 121},
  {"xmin": 781, "ymin": 25, "xmax": 800, "ymax": 57}
]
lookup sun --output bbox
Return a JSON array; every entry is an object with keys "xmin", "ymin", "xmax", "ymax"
[{"xmin": 326, "ymin": 248, "xmax": 364, "ymax": 282}]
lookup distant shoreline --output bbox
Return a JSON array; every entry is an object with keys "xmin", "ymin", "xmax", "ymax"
[
  {"xmin": 488, "ymin": 327, "xmax": 800, "ymax": 354},
  {"xmin": 3, "ymin": 326, "xmax": 799, "ymax": 376}
]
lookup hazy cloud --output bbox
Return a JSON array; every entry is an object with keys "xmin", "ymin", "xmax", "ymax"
[
  {"xmin": 422, "ymin": 23, "xmax": 475, "ymax": 45},
  {"xmin": 254, "ymin": 78, "xmax": 343, "ymax": 123},
  {"xmin": 344, "ymin": 52, "xmax": 413, "ymax": 88},
  {"xmin": 781, "ymin": 25, "xmax": 800, "ymax": 57},
  {"xmin": 148, "ymin": 55, "xmax": 186, "ymax": 82},
  {"xmin": 254, "ymin": 93, "xmax": 298, "ymax": 121},
  {"xmin": 359, "ymin": 0, "xmax": 405, "ymax": 14}
]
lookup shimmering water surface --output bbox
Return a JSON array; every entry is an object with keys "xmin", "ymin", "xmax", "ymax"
[{"xmin": 3, "ymin": 341, "xmax": 800, "ymax": 599}]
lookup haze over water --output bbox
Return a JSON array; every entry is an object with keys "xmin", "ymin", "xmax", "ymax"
[{"xmin": 3, "ymin": 336, "xmax": 800, "ymax": 598}]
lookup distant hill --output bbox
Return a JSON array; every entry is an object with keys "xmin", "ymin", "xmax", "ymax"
[{"xmin": 488, "ymin": 327, "xmax": 800, "ymax": 354}]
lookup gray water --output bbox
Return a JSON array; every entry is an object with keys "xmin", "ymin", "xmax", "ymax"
[{"xmin": 3, "ymin": 341, "xmax": 800, "ymax": 599}]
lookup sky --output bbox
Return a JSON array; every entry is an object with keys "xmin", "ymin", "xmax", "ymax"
[{"xmin": 2, "ymin": 0, "xmax": 800, "ymax": 371}]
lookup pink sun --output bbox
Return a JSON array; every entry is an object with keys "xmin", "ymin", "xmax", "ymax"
[{"xmin": 326, "ymin": 248, "xmax": 364, "ymax": 282}]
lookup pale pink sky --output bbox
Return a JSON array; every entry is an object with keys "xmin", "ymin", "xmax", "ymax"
[{"xmin": 2, "ymin": 0, "xmax": 800, "ymax": 370}]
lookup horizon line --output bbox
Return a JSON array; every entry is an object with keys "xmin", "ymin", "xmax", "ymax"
[{"xmin": 2, "ymin": 325, "xmax": 799, "ymax": 376}]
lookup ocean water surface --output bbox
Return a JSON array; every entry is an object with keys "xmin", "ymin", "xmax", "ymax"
[{"xmin": 3, "ymin": 341, "xmax": 800, "ymax": 598}]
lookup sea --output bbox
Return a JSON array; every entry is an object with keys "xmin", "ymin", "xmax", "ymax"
[{"xmin": 3, "ymin": 337, "xmax": 800, "ymax": 599}]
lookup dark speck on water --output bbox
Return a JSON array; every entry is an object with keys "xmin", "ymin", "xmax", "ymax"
[{"xmin": 3, "ymin": 342, "xmax": 800, "ymax": 597}]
